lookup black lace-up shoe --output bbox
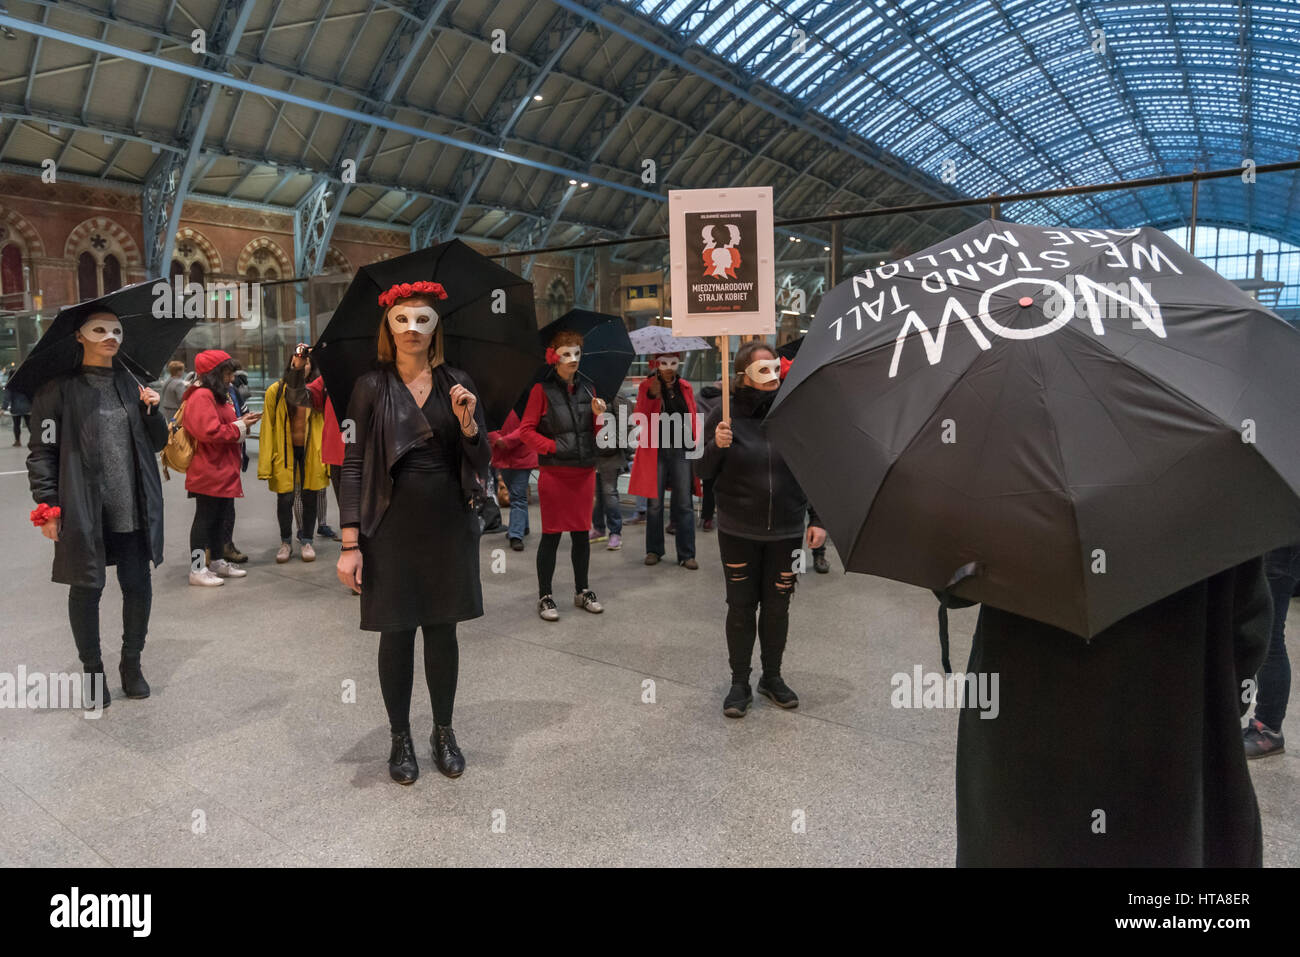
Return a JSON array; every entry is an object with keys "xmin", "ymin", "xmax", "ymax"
[
  {"xmin": 388, "ymin": 731, "xmax": 418, "ymax": 784},
  {"xmin": 431, "ymin": 725, "xmax": 465, "ymax": 778}
]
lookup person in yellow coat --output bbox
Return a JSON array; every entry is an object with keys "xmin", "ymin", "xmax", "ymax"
[{"xmin": 259, "ymin": 348, "xmax": 329, "ymax": 562}]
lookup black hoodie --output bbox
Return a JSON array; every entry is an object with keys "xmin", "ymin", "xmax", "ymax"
[{"xmin": 695, "ymin": 385, "xmax": 819, "ymax": 540}]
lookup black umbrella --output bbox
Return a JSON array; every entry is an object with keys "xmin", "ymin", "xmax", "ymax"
[
  {"xmin": 767, "ymin": 219, "xmax": 1300, "ymax": 637},
  {"xmin": 513, "ymin": 309, "xmax": 634, "ymax": 416},
  {"xmin": 311, "ymin": 240, "xmax": 542, "ymax": 431},
  {"xmin": 8, "ymin": 280, "xmax": 197, "ymax": 397},
  {"xmin": 776, "ymin": 336, "xmax": 802, "ymax": 360}
]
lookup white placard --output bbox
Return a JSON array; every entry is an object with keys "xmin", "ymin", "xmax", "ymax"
[{"xmin": 668, "ymin": 187, "xmax": 776, "ymax": 337}]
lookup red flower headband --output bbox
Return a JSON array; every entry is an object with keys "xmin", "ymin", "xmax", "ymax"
[
  {"xmin": 378, "ymin": 281, "xmax": 448, "ymax": 309},
  {"xmin": 545, "ymin": 347, "xmax": 561, "ymax": 365}
]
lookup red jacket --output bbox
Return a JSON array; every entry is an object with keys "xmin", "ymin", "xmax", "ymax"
[
  {"xmin": 489, "ymin": 409, "xmax": 538, "ymax": 470},
  {"xmin": 182, "ymin": 384, "xmax": 246, "ymax": 498},
  {"xmin": 302, "ymin": 375, "xmax": 345, "ymax": 467},
  {"xmin": 628, "ymin": 373, "xmax": 700, "ymax": 499}
]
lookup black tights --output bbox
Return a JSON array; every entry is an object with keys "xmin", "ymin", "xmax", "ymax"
[
  {"xmin": 377, "ymin": 623, "xmax": 458, "ymax": 733},
  {"xmin": 536, "ymin": 530, "xmax": 589, "ymax": 598},
  {"xmin": 718, "ymin": 531, "xmax": 801, "ymax": 683}
]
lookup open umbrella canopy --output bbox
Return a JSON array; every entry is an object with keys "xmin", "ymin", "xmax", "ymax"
[
  {"xmin": 311, "ymin": 240, "xmax": 542, "ymax": 431},
  {"xmin": 627, "ymin": 326, "xmax": 711, "ymax": 355},
  {"xmin": 767, "ymin": 219, "xmax": 1300, "ymax": 638},
  {"xmin": 514, "ymin": 309, "xmax": 635, "ymax": 415},
  {"xmin": 8, "ymin": 280, "xmax": 196, "ymax": 397}
]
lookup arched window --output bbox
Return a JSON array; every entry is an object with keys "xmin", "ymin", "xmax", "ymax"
[
  {"xmin": 70, "ymin": 228, "xmax": 132, "ymax": 300},
  {"xmin": 102, "ymin": 254, "xmax": 121, "ymax": 294},
  {"xmin": 188, "ymin": 260, "xmax": 205, "ymax": 287},
  {"xmin": 0, "ymin": 243, "xmax": 23, "ymax": 310},
  {"xmin": 78, "ymin": 251, "xmax": 98, "ymax": 301},
  {"xmin": 170, "ymin": 259, "xmax": 185, "ymax": 283},
  {"xmin": 262, "ymin": 266, "xmax": 279, "ymax": 320},
  {"xmin": 546, "ymin": 276, "xmax": 571, "ymax": 323}
]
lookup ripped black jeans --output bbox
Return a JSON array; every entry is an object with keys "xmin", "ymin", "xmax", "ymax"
[{"xmin": 718, "ymin": 530, "xmax": 802, "ymax": 684}]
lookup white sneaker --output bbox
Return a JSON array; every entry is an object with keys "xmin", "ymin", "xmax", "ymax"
[
  {"xmin": 210, "ymin": 559, "xmax": 247, "ymax": 578},
  {"xmin": 189, "ymin": 568, "xmax": 224, "ymax": 587}
]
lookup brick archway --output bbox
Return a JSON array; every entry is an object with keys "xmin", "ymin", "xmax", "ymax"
[
  {"xmin": 0, "ymin": 206, "xmax": 45, "ymax": 257},
  {"xmin": 237, "ymin": 236, "xmax": 292, "ymax": 276},
  {"xmin": 174, "ymin": 226, "xmax": 221, "ymax": 272},
  {"xmin": 324, "ymin": 246, "xmax": 351, "ymax": 275},
  {"xmin": 63, "ymin": 216, "xmax": 140, "ymax": 267}
]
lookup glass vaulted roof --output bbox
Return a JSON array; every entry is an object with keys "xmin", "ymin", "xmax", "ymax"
[{"xmin": 622, "ymin": 1, "xmax": 1300, "ymax": 245}]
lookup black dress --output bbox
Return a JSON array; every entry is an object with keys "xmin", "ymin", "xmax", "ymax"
[{"xmin": 359, "ymin": 387, "xmax": 483, "ymax": 631}]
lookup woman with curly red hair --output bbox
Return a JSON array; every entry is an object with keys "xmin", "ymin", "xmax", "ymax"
[
  {"xmin": 336, "ymin": 280, "xmax": 490, "ymax": 785},
  {"xmin": 517, "ymin": 329, "xmax": 608, "ymax": 622}
]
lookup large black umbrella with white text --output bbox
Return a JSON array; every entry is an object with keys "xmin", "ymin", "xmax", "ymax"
[{"xmin": 766, "ymin": 219, "xmax": 1300, "ymax": 637}]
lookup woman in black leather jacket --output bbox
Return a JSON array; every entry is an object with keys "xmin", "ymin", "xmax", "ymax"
[
  {"xmin": 336, "ymin": 283, "xmax": 489, "ymax": 785},
  {"xmin": 26, "ymin": 309, "xmax": 168, "ymax": 709},
  {"xmin": 695, "ymin": 341, "xmax": 826, "ymax": 718}
]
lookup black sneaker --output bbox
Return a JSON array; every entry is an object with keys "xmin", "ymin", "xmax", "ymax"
[
  {"xmin": 813, "ymin": 554, "xmax": 830, "ymax": 574},
  {"xmin": 1243, "ymin": 718, "xmax": 1285, "ymax": 759},
  {"xmin": 723, "ymin": 681, "xmax": 752, "ymax": 718},
  {"xmin": 510, "ymin": 537, "xmax": 524, "ymax": 551},
  {"xmin": 757, "ymin": 674, "xmax": 799, "ymax": 709}
]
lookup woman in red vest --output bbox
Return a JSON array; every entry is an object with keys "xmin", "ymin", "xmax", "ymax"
[{"xmin": 517, "ymin": 330, "xmax": 607, "ymax": 622}]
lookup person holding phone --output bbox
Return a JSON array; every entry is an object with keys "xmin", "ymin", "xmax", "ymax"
[
  {"xmin": 182, "ymin": 349, "xmax": 260, "ymax": 587},
  {"xmin": 260, "ymin": 346, "xmax": 328, "ymax": 562},
  {"xmin": 25, "ymin": 309, "xmax": 170, "ymax": 707},
  {"xmin": 337, "ymin": 281, "xmax": 489, "ymax": 785}
]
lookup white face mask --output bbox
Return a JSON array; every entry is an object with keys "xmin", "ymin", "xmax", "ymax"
[
  {"xmin": 80, "ymin": 317, "xmax": 123, "ymax": 344},
  {"xmin": 386, "ymin": 304, "xmax": 439, "ymax": 337},
  {"xmin": 657, "ymin": 357, "xmax": 679, "ymax": 372},
  {"xmin": 556, "ymin": 345, "xmax": 581, "ymax": 365},
  {"xmin": 745, "ymin": 358, "xmax": 780, "ymax": 385}
]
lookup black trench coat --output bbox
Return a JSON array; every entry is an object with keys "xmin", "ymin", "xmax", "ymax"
[
  {"xmin": 26, "ymin": 365, "xmax": 169, "ymax": 588},
  {"xmin": 955, "ymin": 556, "xmax": 1271, "ymax": 866}
]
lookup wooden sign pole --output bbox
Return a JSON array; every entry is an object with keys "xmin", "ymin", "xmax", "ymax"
[{"xmin": 719, "ymin": 330, "xmax": 730, "ymax": 424}]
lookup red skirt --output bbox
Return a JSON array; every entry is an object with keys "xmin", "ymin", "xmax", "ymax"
[{"xmin": 538, "ymin": 465, "xmax": 595, "ymax": 533}]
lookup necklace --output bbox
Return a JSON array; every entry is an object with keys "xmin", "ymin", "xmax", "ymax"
[{"xmin": 402, "ymin": 366, "xmax": 431, "ymax": 402}]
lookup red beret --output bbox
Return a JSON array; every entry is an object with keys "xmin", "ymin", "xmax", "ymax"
[{"xmin": 194, "ymin": 349, "xmax": 232, "ymax": 375}]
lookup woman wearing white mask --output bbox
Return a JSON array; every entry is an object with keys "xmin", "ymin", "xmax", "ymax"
[
  {"xmin": 517, "ymin": 329, "xmax": 607, "ymax": 622},
  {"xmin": 26, "ymin": 309, "xmax": 169, "ymax": 709},
  {"xmin": 337, "ymin": 282, "xmax": 489, "ymax": 785},
  {"xmin": 695, "ymin": 341, "xmax": 827, "ymax": 718}
]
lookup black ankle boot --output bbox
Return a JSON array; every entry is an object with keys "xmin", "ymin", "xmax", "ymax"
[
  {"xmin": 388, "ymin": 731, "xmax": 418, "ymax": 784},
  {"xmin": 431, "ymin": 725, "xmax": 465, "ymax": 778},
  {"xmin": 119, "ymin": 654, "xmax": 151, "ymax": 699},
  {"xmin": 83, "ymin": 663, "xmax": 111, "ymax": 710}
]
